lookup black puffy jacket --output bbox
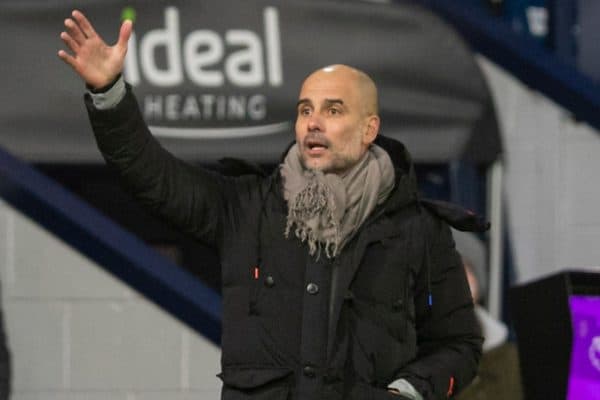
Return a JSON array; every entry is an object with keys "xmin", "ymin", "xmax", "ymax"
[{"xmin": 86, "ymin": 86, "xmax": 483, "ymax": 400}]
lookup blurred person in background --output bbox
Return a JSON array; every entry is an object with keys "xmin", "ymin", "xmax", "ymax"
[{"xmin": 452, "ymin": 229, "xmax": 523, "ymax": 400}]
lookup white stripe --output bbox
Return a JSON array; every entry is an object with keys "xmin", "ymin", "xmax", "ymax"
[
  {"xmin": 181, "ymin": 330, "xmax": 190, "ymax": 389},
  {"xmin": 5, "ymin": 210, "xmax": 15, "ymax": 287},
  {"xmin": 63, "ymin": 303, "xmax": 71, "ymax": 388},
  {"xmin": 264, "ymin": 7, "xmax": 283, "ymax": 86},
  {"xmin": 149, "ymin": 121, "xmax": 292, "ymax": 139}
]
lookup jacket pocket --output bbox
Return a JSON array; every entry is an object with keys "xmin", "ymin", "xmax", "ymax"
[
  {"xmin": 348, "ymin": 296, "xmax": 416, "ymax": 386},
  {"xmin": 350, "ymin": 290, "xmax": 408, "ymax": 344},
  {"xmin": 218, "ymin": 367, "xmax": 292, "ymax": 400}
]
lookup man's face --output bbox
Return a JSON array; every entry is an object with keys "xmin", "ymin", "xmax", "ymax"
[{"xmin": 295, "ymin": 67, "xmax": 377, "ymax": 175}]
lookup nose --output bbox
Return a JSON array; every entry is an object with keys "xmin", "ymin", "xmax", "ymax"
[{"xmin": 307, "ymin": 114, "xmax": 322, "ymax": 132}]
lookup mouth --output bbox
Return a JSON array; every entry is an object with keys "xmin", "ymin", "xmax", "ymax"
[{"xmin": 305, "ymin": 138, "xmax": 329, "ymax": 155}]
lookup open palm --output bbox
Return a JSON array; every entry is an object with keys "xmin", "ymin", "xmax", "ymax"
[{"xmin": 58, "ymin": 10, "xmax": 132, "ymax": 89}]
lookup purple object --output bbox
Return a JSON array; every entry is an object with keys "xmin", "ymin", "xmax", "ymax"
[{"xmin": 567, "ymin": 295, "xmax": 600, "ymax": 399}]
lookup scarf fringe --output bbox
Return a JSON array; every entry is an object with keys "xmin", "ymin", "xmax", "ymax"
[
  {"xmin": 284, "ymin": 177, "xmax": 341, "ymax": 259},
  {"xmin": 281, "ymin": 144, "xmax": 395, "ymax": 260}
]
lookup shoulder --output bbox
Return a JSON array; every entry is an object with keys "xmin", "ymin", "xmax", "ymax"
[{"xmin": 420, "ymin": 199, "xmax": 490, "ymax": 233}]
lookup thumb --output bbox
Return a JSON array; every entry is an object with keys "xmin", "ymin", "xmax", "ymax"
[{"xmin": 116, "ymin": 19, "xmax": 133, "ymax": 50}]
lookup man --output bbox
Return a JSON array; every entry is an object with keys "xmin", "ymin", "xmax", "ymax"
[
  {"xmin": 58, "ymin": 10, "xmax": 482, "ymax": 400},
  {"xmin": 451, "ymin": 230, "xmax": 523, "ymax": 400}
]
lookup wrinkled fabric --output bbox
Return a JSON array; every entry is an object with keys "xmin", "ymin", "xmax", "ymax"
[
  {"xmin": 86, "ymin": 85, "xmax": 483, "ymax": 400},
  {"xmin": 281, "ymin": 143, "xmax": 395, "ymax": 258}
]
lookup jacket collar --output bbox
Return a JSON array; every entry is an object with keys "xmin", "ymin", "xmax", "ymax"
[
  {"xmin": 275, "ymin": 134, "xmax": 419, "ymax": 209},
  {"xmin": 372, "ymin": 134, "xmax": 419, "ymax": 214}
]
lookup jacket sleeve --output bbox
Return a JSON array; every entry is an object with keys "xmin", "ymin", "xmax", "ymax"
[
  {"xmin": 396, "ymin": 213, "xmax": 483, "ymax": 399},
  {"xmin": 84, "ymin": 84, "xmax": 250, "ymax": 249}
]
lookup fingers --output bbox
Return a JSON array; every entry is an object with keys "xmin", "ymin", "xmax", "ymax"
[
  {"xmin": 57, "ymin": 49, "xmax": 78, "ymax": 71},
  {"xmin": 117, "ymin": 20, "xmax": 133, "ymax": 50},
  {"xmin": 60, "ymin": 31, "xmax": 79, "ymax": 54},
  {"xmin": 71, "ymin": 10, "xmax": 97, "ymax": 40},
  {"xmin": 64, "ymin": 17, "xmax": 86, "ymax": 46}
]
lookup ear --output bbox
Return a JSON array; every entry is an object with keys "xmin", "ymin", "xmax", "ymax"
[{"xmin": 362, "ymin": 115, "xmax": 380, "ymax": 145}]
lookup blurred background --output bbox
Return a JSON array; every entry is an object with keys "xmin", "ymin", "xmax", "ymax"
[{"xmin": 0, "ymin": 0, "xmax": 598, "ymax": 399}]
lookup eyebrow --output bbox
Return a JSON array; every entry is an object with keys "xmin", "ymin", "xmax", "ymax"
[
  {"xmin": 296, "ymin": 98, "xmax": 345, "ymax": 108},
  {"xmin": 323, "ymin": 98, "xmax": 344, "ymax": 107},
  {"xmin": 296, "ymin": 98, "xmax": 311, "ymax": 108}
]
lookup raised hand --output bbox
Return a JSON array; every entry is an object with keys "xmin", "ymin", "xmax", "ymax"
[{"xmin": 58, "ymin": 10, "xmax": 132, "ymax": 89}]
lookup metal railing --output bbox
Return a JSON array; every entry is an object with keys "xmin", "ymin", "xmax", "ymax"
[{"xmin": 0, "ymin": 145, "xmax": 222, "ymax": 344}]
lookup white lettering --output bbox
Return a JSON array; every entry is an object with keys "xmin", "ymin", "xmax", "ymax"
[
  {"xmin": 144, "ymin": 95, "xmax": 163, "ymax": 119},
  {"xmin": 248, "ymin": 95, "xmax": 267, "ymax": 120},
  {"xmin": 227, "ymin": 96, "xmax": 246, "ymax": 119},
  {"xmin": 142, "ymin": 93, "xmax": 268, "ymax": 122},
  {"xmin": 184, "ymin": 31, "xmax": 224, "ymax": 87},
  {"xmin": 225, "ymin": 30, "xmax": 264, "ymax": 87},
  {"xmin": 264, "ymin": 7, "xmax": 283, "ymax": 86},
  {"xmin": 127, "ymin": 7, "xmax": 282, "ymax": 88},
  {"xmin": 165, "ymin": 94, "xmax": 181, "ymax": 120},
  {"xmin": 140, "ymin": 7, "xmax": 183, "ymax": 86},
  {"xmin": 216, "ymin": 95, "xmax": 227, "ymax": 120},
  {"xmin": 181, "ymin": 95, "xmax": 201, "ymax": 119},
  {"xmin": 201, "ymin": 94, "xmax": 215, "ymax": 118}
]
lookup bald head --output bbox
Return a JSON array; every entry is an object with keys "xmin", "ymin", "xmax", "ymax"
[
  {"xmin": 302, "ymin": 64, "xmax": 379, "ymax": 117},
  {"xmin": 294, "ymin": 64, "xmax": 381, "ymax": 174}
]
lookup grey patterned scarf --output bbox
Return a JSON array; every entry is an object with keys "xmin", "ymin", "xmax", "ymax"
[{"xmin": 280, "ymin": 143, "xmax": 395, "ymax": 258}]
